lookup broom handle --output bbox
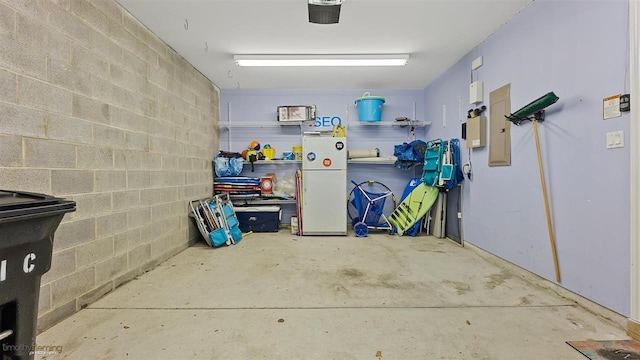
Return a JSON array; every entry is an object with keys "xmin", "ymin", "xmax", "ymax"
[{"xmin": 533, "ymin": 120, "xmax": 560, "ymax": 282}]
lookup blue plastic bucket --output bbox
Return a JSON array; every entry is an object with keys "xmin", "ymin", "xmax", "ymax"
[{"xmin": 355, "ymin": 92, "xmax": 385, "ymax": 122}]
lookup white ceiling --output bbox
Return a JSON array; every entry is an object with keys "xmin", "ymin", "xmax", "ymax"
[{"xmin": 116, "ymin": 0, "xmax": 532, "ymax": 90}]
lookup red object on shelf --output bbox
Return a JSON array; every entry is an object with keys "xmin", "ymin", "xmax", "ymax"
[{"xmin": 260, "ymin": 177, "xmax": 274, "ymax": 195}]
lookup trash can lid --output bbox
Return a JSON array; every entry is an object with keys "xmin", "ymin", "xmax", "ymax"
[{"xmin": 0, "ymin": 190, "xmax": 75, "ymax": 220}]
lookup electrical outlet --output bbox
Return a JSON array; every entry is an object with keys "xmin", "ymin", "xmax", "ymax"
[{"xmin": 606, "ymin": 130, "xmax": 624, "ymax": 149}]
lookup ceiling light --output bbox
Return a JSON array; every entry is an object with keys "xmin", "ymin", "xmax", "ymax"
[{"xmin": 233, "ymin": 55, "xmax": 409, "ymax": 67}]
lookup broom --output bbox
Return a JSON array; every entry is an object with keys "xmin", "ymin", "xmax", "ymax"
[{"xmin": 506, "ymin": 92, "xmax": 561, "ymax": 282}]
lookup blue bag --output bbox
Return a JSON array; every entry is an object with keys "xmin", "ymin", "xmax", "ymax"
[
  {"xmin": 394, "ymin": 140, "xmax": 427, "ymax": 170},
  {"xmin": 214, "ymin": 152, "xmax": 244, "ymax": 177}
]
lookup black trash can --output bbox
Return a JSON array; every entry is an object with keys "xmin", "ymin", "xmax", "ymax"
[{"xmin": 0, "ymin": 191, "xmax": 75, "ymax": 360}]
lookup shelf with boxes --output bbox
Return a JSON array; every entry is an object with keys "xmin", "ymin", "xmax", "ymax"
[
  {"xmin": 219, "ymin": 166, "xmax": 298, "ymax": 225},
  {"xmin": 236, "ymin": 148, "xmax": 400, "ymax": 165}
]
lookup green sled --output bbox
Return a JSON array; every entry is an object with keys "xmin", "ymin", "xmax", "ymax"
[{"xmin": 388, "ymin": 183, "xmax": 439, "ymax": 236}]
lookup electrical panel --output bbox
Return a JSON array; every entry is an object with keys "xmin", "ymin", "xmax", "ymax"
[{"xmin": 466, "ymin": 116, "xmax": 486, "ymax": 149}]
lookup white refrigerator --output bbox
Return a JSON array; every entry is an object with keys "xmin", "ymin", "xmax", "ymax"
[{"xmin": 302, "ymin": 133, "xmax": 347, "ymax": 235}]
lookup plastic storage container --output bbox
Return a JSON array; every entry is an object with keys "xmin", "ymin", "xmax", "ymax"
[
  {"xmin": 355, "ymin": 92, "xmax": 385, "ymax": 122},
  {"xmin": 0, "ymin": 190, "xmax": 75, "ymax": 360},
  {"xmin": 235, "ymin": 206, "xmax": 282, "ymax": 232},
  {"xmin": 292, "ymin": 146, "xmax": 303, "ymax": 161}
]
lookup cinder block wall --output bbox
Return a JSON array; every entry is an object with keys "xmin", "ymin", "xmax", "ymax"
[{"xmin": 0, "ymin": 0, "xmax": 218, "ymax": 331}]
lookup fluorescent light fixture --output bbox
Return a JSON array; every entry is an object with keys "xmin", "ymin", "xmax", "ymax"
[{"xmin": 233, "ymin": 54, "xmax": 409, "ymax": 67}]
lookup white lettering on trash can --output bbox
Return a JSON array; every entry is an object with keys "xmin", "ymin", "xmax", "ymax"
[
  {"xmin": 23, "ymin": 253, "xmax": 36, "ymax": 274},
  {"xmin": 0, "ymin": 260, "xmax": 5, "ymax": 281}
]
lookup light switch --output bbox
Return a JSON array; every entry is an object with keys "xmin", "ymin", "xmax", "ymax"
[{"xmin": 606, "ymin": 130, "xmax": 624, "ymax": 149}]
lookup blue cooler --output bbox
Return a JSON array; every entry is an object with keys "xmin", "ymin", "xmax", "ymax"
[{"xmin": 235, "ymin": 205, "xmax": 282, "ymax": 232}]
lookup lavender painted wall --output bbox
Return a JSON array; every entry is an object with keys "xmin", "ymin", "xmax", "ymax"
[
  {"xmin": 220, "ymin": 89, "xmax": 428, "ymax": 224},
  {"xmin": 424, "ymin": 0, "xmax": 630, "ymax": 315}
]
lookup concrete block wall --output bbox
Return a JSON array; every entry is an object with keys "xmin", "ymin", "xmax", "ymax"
[{"xmin": 0, "ymin": 0, "xmax": 219, "ymax": 331}]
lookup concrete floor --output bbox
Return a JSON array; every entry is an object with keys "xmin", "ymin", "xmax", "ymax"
[{"xmin": 36, "ymin": 232, "xmax": 629, "ymax": 359}]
